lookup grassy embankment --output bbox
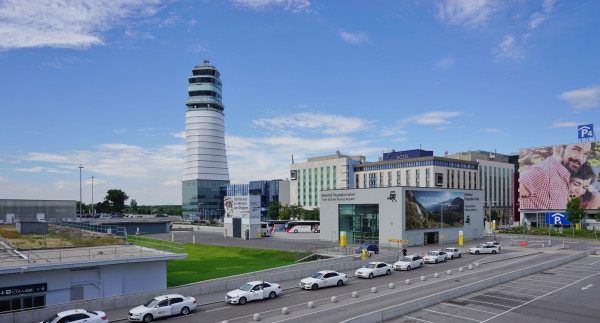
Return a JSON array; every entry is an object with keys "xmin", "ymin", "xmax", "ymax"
[
  {"xmin": 128, "ymin": 237, "xmax": 311, "ymax": 287},
  {"xmin": 499, "ymin": 226, "xmax": 600, "ymax": 239}
]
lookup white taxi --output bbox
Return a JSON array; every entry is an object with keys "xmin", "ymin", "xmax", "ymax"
[
  {"xmin": 299, "ymin": 270, "xmax": 348, "ymax": 290},
  {"xmin": 393, "ymin": 255, "xmax": 424, "ymax": 271},
  {"xmin": 444, "ymin": 248, "xmax": 462, "ymax": 259},
  {"xmin": 424, "ymin": 251, "xmax": 448, "ymax": 264},
  {"xmin": 41, "ymin": 309, "xmax": 107, "ymax": 323},
  {"xmin": 226, "ymin": 281, "xmax": 282, "ymax": 305},
  {"xmin": 128, "ymin": 294, "xmax": 196, "ymax": 322},
  {"xmin": 355, "ymin": 262, "xmax": 393, "ymax": 279}
]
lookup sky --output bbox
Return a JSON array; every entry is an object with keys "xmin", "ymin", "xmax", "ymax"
[{"xmin": 1, "ymin": 0, "xmax": 599, "ymax": 205}]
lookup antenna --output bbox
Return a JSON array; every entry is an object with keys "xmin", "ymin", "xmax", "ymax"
[{"xmin": 203, "ymin": 58, "xmax": 210, "ymax": 66}]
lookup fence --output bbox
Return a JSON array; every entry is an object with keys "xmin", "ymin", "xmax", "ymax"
[
  {"xmin": 125, "ymin": 235, "xmax": 186, "ymax": 254},
  {"xmin": 51, "ymin": 220, "xmax": 127, "ymax": 236}
]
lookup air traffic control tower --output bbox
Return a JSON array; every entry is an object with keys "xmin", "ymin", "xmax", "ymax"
[{"xmin": 182, "ymin": 60, "xmax": 230, "ymax": 219}]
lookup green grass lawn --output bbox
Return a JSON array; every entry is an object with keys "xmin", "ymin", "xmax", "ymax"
[
  {"xmin": 166, "ymin": 244, "xmax": 310, "ymax": 287},
  {"xmin": 499, "ymin": 226, "xmax": 600, "ymax": 239}
]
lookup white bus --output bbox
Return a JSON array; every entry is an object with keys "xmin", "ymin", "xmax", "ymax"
[
  {"xmin": 260, "ymin": 222, "xmax": 275, "ymax": 237},
  {"xmin": 286, "ymin": 221, "xmax": 320, "ymax": 233}
]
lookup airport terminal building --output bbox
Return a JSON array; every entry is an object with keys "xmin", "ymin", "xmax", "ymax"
[{"xmin": 319, "ymin": 187, "xmax": 484, "ymax": 247}]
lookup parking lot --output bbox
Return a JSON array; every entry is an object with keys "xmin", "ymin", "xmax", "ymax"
[{"xmin": 392, "ymin": 255, "xmax": 600, "ymax": 323}]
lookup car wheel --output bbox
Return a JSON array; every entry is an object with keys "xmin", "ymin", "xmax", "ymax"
[
  {"xmin": 407, "ymin": 266, "xmax": 411, "ymax": 271},
  {"xmin": 475, "ymin": 251, "xmax": 480, "ymax": 255},
  {"xmin": 492, "ymin": 250, "xmax": 497, "ymax": 254},
  {"xmin": 419, "ymin": 262, "xmax": 424, "ymax": 268},
  {"xmin": 375, "ymin": 250, "xmax": 379, "ymax": 254},
  {"xmin": 311, "ymin": 284, "xmax": 318, "ymax": 291},
  {"xmin": 143, "ymin": 314, "xmax": 153, "ymax": 323},
  {"xmin": 435, "ymin": 259, "xmax": 438, "ymax": 264},
  {"xmin": 269, "ymin": 291, "xmax": 276, "ymax": 299},
  {"xmin": 337, "ymin": 280, "xmax": 344, "ymax": 287},
  {"xmin": 294, "ymin": 229, "xmax": 298, "ymax": 233},
  {"xmin": 181, "ymin": 307, "xmax": 190, "ymax": 315},
  {"xmin": 368, "ymin": 273, "xmax": 373, "ymax": 279},
  {"xmin": 239, "ymin": 297, "xmax": 247, "ymax": 305},
  {"xmin": 386, "ymin": 269, "xmax": 391, "ymax": 275},
  {"xmin": 458, "ymin": 254, "xmax": 461, "ymax": 258},
  {"xmin": 451, "ymin": 255, "xmax": 454, "ymax": 259}
]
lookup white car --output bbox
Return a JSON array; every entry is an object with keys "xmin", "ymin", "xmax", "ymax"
[
  {"xmin": 226, "ymin": 281, "xmax": 282, "ymax": 305},
  {"xmin": 299, "ymin": 270, "xmax": 348, "ymax": 290},
  {"xmin": 469, "ymin": 244, "xmax": 500, "ymax": 254},
  {"xmin": 128, "ymin": 294, "xmax": 196, "ymax": 322},
  {"xmin": 444, "ymin": 248, "xmax": 462, "ymax": 259},
  {"xmin": 355, "ymin": 262, "xmax": 393, "ymax": 278},
  {"xmin": 393, "ymin": 255, "xmax": 424, "ymax": 271},
  {"xmin": 41, "ymin": 309, "xmax": 107, "ymax": 323},
  {"xmin": 485, "ymin": 241, "xmax": 502, "ymax": 250},
  {"xmin": 424, "ymin": 251, "xmax": 448, "ymax": 264}
]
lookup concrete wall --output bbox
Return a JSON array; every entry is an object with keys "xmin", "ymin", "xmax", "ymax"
[{"xmin": 16, "ymin": 221, "xmax": 48, "ymax": 234}]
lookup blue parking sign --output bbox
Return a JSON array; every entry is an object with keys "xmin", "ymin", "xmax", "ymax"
[
  {"xmin": 578, "ymin": 124, "xmax": 594, "ymax": 139},
  {"xmin": 545, "ymin": 212, "xmax": 571, "ymax": 225}
]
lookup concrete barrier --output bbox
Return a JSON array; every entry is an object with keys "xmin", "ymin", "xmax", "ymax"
[{"xmin": 341, "ymin": 251, "xmax": 588, "ymax": 323}]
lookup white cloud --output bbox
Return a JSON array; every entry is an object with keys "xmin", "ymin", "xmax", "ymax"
[
  {"xmin": 0, "ymin": 0, "xmax": 164, "ymax": 50},
  {"xmin": 253, "ymin": 112, "xmax": 375, "ymax": 135},
  {"xmin": 43, "ymin": 56, "xmax": 88, "ymax": 69},
  {"xmin": 549, "ymin": 121, "xmax": 581, "ymax": 128},
  {"xmin": 436, "ymin": 0, "xmax": 498, "ymax": 29},
  {"xmin": 12, "ymin": 166, "xmax": 46, "ymax": 173},
  {"xmin": 529, "ymin": 0, "xmax": 556, "ymax": 29},
  {"xmin": 114, "ymin": 129, "xmax": 127, "ymax": 134},
  {"xmin": 188, "ymin": 43, "xmax": 208, "ymax": 53},
  {"xmin": 480, "ymin": 128, "xmax": 508, "ymax": 136},
  {"xmin": 338, "ymin": 29, "xmax": 372, "ymax": 46},
  {"xmin": 229, "ymin": 0, "xmax": 311, "ymax": 13},
  {"xmin": 494, "ymin": 35, "xmax": 524, "ymax": 61},
  {"xmin": 170, "ymin": 131, "xmax": 186, "ymax": 139},
  {"xmin": 124, "ymin": 29, "xmax": 154, "ymax": 40},
  {"xmin": 558, "ymin": 85, "xmax": 600, "ymax": 111},
  {"xmin": 434, "ymin": 55, "xmax": 454, "ymax": 70},
  {"xmin": 406, "ymin": 111, "xmax": 462, "ymax": 125}
]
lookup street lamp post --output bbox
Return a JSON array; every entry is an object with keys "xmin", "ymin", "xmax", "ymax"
[
  {"xmin": 440, "ymin": 204, "xmax": 444, "ymax": 250},
  {"xmin": 91, "ymin": 175, "xmax": 95, "ymax": 217},
  {"xmin": 78, "ymin": 165, "xmax": 83, "ymax": 221}
]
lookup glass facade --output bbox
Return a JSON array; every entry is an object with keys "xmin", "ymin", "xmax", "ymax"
[
  {"xmin": 182, "ymin": 179, "xmax": 229, "ymax": 219},
  {"xmin": 338, "ymin": 204, "xmax": 379, "ymax": 244}
]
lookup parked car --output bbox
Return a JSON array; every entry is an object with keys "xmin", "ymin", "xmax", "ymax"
[
  {"xmin": 485, "ymin": 241, "xmax": 502, "ymax": 250},
  {"xmin": 225, "ymin": 281, "xmax": 281, "ymax": 305},
  {"xmin": 355, "ymin": 262, "xmax": 393, "ymax": 278},
  {"xmin": 155, "ymin": 214, "xmax": 168, "ymax": 218},
  {"xmin": 356, "ymin": 244, "xmax": 379, "ymax": 254},
  {"xmin": 444, "ymin": 248, "xmax": 462, "ymax": 259},
  {"xmin": 469, "ymin": 244, "xmax": 500, "ymax": 254},
  {"xmin": 41, "ymin": 309, "xmax": 107, "ymax": 323},
  {"xmin": 299, "ymin": 270, "xmax": 348, "ymax": 290},
  {"xmin": 128, "ymin": 294, "xmax": 196, "ymax": 322},
  {"xmin": 424, "ymin": 251, "xmax": 448, "ymax": 264},
  {"xmin": 393, "ymin": 255, "xmax": 424, "ymax": 271}
]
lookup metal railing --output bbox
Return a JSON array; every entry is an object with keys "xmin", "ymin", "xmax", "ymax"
[
  {"xmin": 52, "ymin": 220, "xmax": 127, "ymax": 236},
  {"xmin": 126, "ymin": 235, "xmax": 186, "ymax": 254}
]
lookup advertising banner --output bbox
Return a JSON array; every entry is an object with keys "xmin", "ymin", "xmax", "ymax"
[
  {"xmin": 519, "ymin": 141, "xmax": 600, "ymax": 210},
  {"xmin": 405, "ymin": 190, "xmax": 469, "ymax": 230}
]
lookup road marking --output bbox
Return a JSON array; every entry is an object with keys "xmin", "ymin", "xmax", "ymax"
[
  {"xmin": 456, "ymin": 297, "xmax": 512, "ymax": 308},
  {"xmin": 469, "ymin": 292, "xmax": 529, "ymax": 302},
  {"xmin": 517, "ymin": 277, "xmax": 570, "ymax": 286},
  {"xmin": 402, "ymin": 315, "xmax": 435, "ymax": 323},
  {"xmin": 442, "ymin": 302, "xmax": 499, "ymax": 314},
  {"xmin": 204, "ymin": 307, "xmax": 228, "ymax": 313},
  {"xmin": 590, "ymin": 259, "xmax": 600, "ymax": 265},
  {"xmin": 481, "ymin": 271, "xmax": 600, "ymax": 322},
  {"xmin": 485, "ymin": 288, "xmax": 540, "ymax": 298},
  {"xmin": 423, "ymin": 308, "xmax": 480, "ymax": 321},
  {"xmin": 499, "ymin": 283, "xmax": 553, "ymax": 293},
  {"xmin": 504, "ymin": 280, "xmax": 559, "ymax": 289},
  {"xmin": 581, "ymin": 284, "xmax": 593, "ymax": 290}
]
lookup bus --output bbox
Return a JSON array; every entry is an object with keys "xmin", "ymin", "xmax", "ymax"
[
  {"xmin": 263, "ymin": 220, "xmax": 289, "ymax": 232},
  {"xmin": 286, "ymin": 221, "xmax": 320, "ymax": 233},
  {"xmin": 260, "ymin": 222, "xmax": 275, "ymax": 237}
]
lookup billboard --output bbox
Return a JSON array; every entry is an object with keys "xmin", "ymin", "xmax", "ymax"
[
  {"xmin": 519, "ymin": 141, "xmax": 600, "ymax": 210},
  {"xmin": 405, "ymin": 190, "xmax": 466, "ymax": 230},
  {"xmin": 224, "ymin": 195, "xmax": 261, "ymax": 220}
]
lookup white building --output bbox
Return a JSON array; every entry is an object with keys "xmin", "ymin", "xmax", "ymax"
[{"xmin": 290, "ymin": 151, "xmax": 365, "ymax": 209}]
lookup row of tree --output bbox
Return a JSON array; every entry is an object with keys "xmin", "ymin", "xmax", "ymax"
[
  {"xmin": 77, "ymin": 189, "xmax": 182, "ymax": 215},
  {"xmin": 267, "ymin": 202, "xmax": 320, "ymax": 220}
]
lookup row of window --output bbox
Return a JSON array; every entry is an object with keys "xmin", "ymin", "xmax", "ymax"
[
  {"xmin": 192, "ymin": 68, "xmax": 220, "ymax": 77},
  {"xmin": 357, "ymin": 169, "xmax": 477, "ymax": 189},
  {"xmin": 480, "ymin": 166, "xmax": 513, "ymax": 207},
  {"xmin": 188, "ymin": 90, "xmax": 222, "ymax": 99},
  {"xmin": 188, "ymin": 77, "xmax": 222, "ymax": 86},
  {"xmin": 356, "ymin": 159, "xmax": 476, "ymax": 172},
  {"xmin": 296, "ymin": 166, "xmax": 337, "ymax": 206}
]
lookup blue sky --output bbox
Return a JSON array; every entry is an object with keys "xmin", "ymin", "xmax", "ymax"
[{"xmin": 1, "ymin": 0, "xmax": 599, "ymax": 205}]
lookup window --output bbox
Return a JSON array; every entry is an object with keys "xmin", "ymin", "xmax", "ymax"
[
  {"xmin": 170, "ymin": 298, "xmax": 183, "ymax": 304},
  {"xmin": 388, "ymin": 171, "xmax": 392, "ymax": 186},
  {"xmin": 379, "ymin": 172, "xmax": 383, "ymax": 187},
  {"xmin": 363, "ymin": 174, "xmax": 367, "ymax": 188},
  {"xmin": 397, "ymin": 171, "xmax": 401, "ymax": 186},
  {"xmin": 415, "ymin": 169, "xmax": 420, "ymax": 187},
  {"xmin": 406, "ymin": 170, "xmax": 410, "ymax": 186},
  {"xmin": 426, "ymin": 169, "xmax": 430, "ymax": 187}
]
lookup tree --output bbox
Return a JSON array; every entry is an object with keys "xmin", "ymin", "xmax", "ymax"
[
  {"xmin": 268, "ymin": 201, "xmax": 282, "ymax": 220},
  {"xmin": 490, "ymin": 210, "xmax": 499, "ymax": 223},
  {"xmin": 130, "ymin": 199, "xmax": 138, "ymax": 212},
  {"xmin": 566, "ymin": 197, "xmax": 587, "ymax": 237},
  {"xmin": 105, "ymin": 189, "xmax": 129, "ymax": 213}
]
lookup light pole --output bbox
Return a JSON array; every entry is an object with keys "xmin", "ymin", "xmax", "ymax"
[
  {"xmin": 91, "ymin": 175, "xmax": 95, "ymax": 217},
  {"xmin": 78, "ymin": 164, "xmax": 83, "ymax": 221},
  {"xmin": 435, "ymin": 202, "xmax": 449, "ymax": 250}
]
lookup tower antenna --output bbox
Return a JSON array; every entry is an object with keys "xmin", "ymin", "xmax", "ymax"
[{"xmin": 203, "ymin": 58, "xmax": 210, "ymax": 66}]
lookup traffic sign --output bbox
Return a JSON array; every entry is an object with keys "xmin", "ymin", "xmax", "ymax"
[
  {"xmin": 388, "ymin": 239, "xmax": 408, "ymax": 244},
  {"xmin": 545, "ymin": 212, "xmax": 571, "ymax": 225}
]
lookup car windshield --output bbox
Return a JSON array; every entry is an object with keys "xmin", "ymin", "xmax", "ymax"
[
  {"xmin": 444, "ymin": 249, "xmax": 453, "ymax": 252},
  {"xmin": 43, "ymin": 314, "xmax": 60, "ymax": 323},
  {"xmin": 365, "ymin": 263, "xmax": 376, "ymax": 269},
  {"xmin": 400, "ymin": 257, "xmax": 411, "ymax": 262},
  {"xmin": 86, "ymin": 310, "xmax": 97, "ymax": 315},
  {"xmin": 427, "ymin": 251, "xmax": 438, "ymax": 255},
  {"xmin": 311, "ymin": 272, "xmax": 324, "ymax": 279},
  {"xmin": 239, "ymin": 283, "xmax": 254, "ymax": 291},
  {"xmin": 360, "ymin": 244, "xmax": 370, "ymax": 248},
  {"xmin": 476, "ymin": 245, "xmax": 484, "ymax": 248},
  {"xmin": 144, "ymin": 298, "xmax": 160, "ymax": 307}
]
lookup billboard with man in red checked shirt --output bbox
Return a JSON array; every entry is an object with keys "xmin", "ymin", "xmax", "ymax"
[{"xmin": 519, "ymin": 141, "xmax": 599, "ymax": 210}]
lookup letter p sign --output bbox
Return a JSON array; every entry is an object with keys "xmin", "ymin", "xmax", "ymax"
[{"xmin": 578, "ymin": 124, "xmax": 594, "ymax": 139}]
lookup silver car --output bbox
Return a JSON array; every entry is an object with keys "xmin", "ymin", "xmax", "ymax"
[
  {"xmin": 443, "ymin": 248, "xmax": 462, "ymax": 259},
  {"xmin": 393, "ymin": 255, "xmax": 424, "ymax": 271}
]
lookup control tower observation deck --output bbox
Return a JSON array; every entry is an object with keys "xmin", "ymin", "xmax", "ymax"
[{"xmin": 182, "ymin": 60, "xmax": 230, "ymax": 218}]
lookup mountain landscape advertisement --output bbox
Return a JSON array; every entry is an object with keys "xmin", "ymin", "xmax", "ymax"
[{"xmin": 405, "ymin": 190, "xmax": 465, "ymax": 230}]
